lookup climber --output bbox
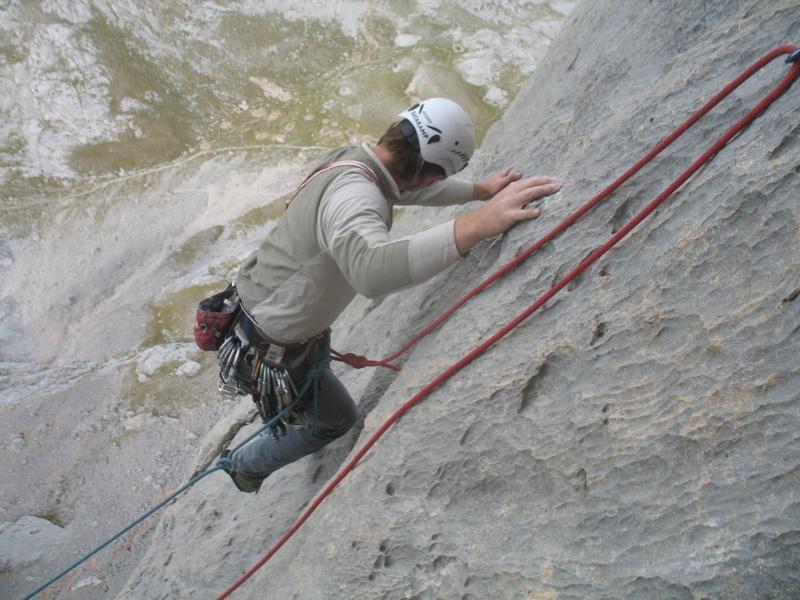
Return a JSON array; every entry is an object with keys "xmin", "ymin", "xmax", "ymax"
[{"xmin": 221, "ymin": 98, "xmax": 564, "ymax": 492}]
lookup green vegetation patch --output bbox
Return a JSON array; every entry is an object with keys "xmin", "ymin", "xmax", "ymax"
[
  {"xmin": 0, "ymin": 41, "xmax": 28, "ymax": 64},
  {"xmin": 35, "ymin": 510, "xmax": 67, "ymax": 529},
  {"xmin": 168, "ymin": 225, "xmax": 225, "ymax": 268},
  {"xmin": 0, "ymin": 196, "xmax": 50, "ymax": 239},
  {"xmin": 143, "ymin": 280, "xmax": 228, "ymax": 347},
  {"xmin": 229, "ymin": 196, "xmax": 288, "ymax": 233},
  {"xmin": 131, "ymin": 279, "xmax": 228, "ymax": 414},
  {"xmin": 198, "ymin": 7, "xmax": 502, "ymax": 153},
  {"xmin": 71, "ymin": 7, "xmax": 199, "ymax": 176},
  {"xmin": 121, "ymin": 352, "xmax": 216, "ymax": 415},
  {"xmin": 218, "ymin": 12, "xmax": 353, "ymax": 79}
]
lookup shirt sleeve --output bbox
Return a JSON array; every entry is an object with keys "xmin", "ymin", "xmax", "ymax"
[
  {"xmin": 317, "ymin": 170, "xmax": 463, "ymax": 298},
  {"xmin": 394, "ymin": 177, "xmax": 475, "ymax": 207}
]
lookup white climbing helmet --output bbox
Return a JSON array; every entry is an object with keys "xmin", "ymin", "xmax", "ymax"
[{"xmin": 398, "ymin": 98, "xmax": 475, "ymax": 176}]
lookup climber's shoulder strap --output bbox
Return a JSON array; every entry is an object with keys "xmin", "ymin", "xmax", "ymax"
[{"xmin": 285, "ymin": 160, "xmax": 386, "ymax": 209}]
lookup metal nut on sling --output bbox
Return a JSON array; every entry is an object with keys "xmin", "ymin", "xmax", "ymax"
[
  {"xmin": 217, "ymin": 348, "xmax": 231, "ymax": 379},
  {"xmin": 218, "ymin": 382, "xmax": 242, "ymax": 396},
  {"xmin": 218, "ymin": 337, "xmax": 235, "ymax": 365},
  {"xmin": 221, "ymin": 339, "xmax": 240, "ymax": 381},
  {"xmin": 216, "ymin": 343, "xmax": 228, "ymax": 366},
  {"xmin": 232, "ymin": 344, "xmax": 243, "ymax": 370},
  {"xmin": 259, "ymin": 363, "xmax": 267, "ymax": 398},
  {"xmin": 275, "ymin": 370, "xmax": 285, "ymax": 406},
  {"xmin": 278, "ymin": 370, "xmax": 292, "ymax": 409},
  {"xmin": 218, "ymin": 335, "xmax": 234, "ymax": 357}
]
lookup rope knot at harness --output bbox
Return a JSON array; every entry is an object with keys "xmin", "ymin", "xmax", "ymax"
[{"xmin": 330, "ymin": 350, "xmax": 400, "ymax": 371}]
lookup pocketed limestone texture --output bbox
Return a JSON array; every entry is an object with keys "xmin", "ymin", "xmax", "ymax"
[{"xmin": 118, "ymin": 1, "xmax": 800, "ymax": 598}]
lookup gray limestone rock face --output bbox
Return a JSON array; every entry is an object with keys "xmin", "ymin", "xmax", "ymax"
[
  {"xmin": 117, "ymin": 0, "xmax": 800, "ymax": 598},
  {"xmin": 0, "ymin": 516, "xmax": 68, "ymax": 573}
]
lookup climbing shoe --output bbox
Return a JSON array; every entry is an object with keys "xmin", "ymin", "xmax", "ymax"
[{"xmin": 218, "ymin": 450, "xmax": 263, "ymax": 494}]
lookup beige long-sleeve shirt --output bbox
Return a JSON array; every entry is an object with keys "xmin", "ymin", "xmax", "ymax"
[{"xmin": 236, "ymin": 143, "xmax": 474, "ymax": 344}]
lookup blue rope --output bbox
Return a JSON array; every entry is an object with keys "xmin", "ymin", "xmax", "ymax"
[
  {"xmin": 225, "ymin": 353, "xmax": 327, "ymax": 453},
  {"xmin": 22, "ymin": 467, "xmax": 222, "ymax": 600},
  {"xmin": 23, "ymin": 354, "xmax": 329, "ymax": 599}
]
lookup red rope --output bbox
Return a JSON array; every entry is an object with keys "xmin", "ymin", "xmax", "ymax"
[
  {"xmin": 330, "ymin": 349, "xmax": 400, "ymax": 371},
  {"xmin": 218, "ymin": 45, "xmax": 798, "ymax": 599}
]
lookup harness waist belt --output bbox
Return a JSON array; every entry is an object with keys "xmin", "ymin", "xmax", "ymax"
[
  {"xmin": 236, "ymin": 304, "xmax": 328, "ymax": 371},
  {"xmin": 236, "ymin": 305, "xmax": 302, "ymax": 351}
]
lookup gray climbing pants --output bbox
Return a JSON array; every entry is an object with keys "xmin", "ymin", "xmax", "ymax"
[{"xmin": 231, "ymin": 368, "xmax": 358, "ymax": 481}]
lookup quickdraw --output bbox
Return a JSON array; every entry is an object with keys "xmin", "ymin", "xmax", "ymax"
[
  {"xmin": 217, "ymin": 323, "xmax": 310, "ymax": 436},
  {"xmin": 216, "ymin": 333, "xmax": 247, "ymax": 396},
  {"xmin": 250, "ymin": 351, "xmax": 306, "ymax": 437}
]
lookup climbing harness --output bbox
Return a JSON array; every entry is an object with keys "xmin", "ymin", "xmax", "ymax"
[
  {"xmin": 216, "ymin": 330, "xmax": 247, "ymax": 395},
  {"xmin": 24, "ymin": 44, "xmax": 798, "ymax": 600},
  {"xmin": 207, "ymin": 285, "xmax": 331, "ymax": 436},
  {"xmin": 234, "ymin": 305, "xmax": 330, "ymax": 433},
  {"xmin": 216, "ymin": 45, "xmax": 799, "ymax": 599}
]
